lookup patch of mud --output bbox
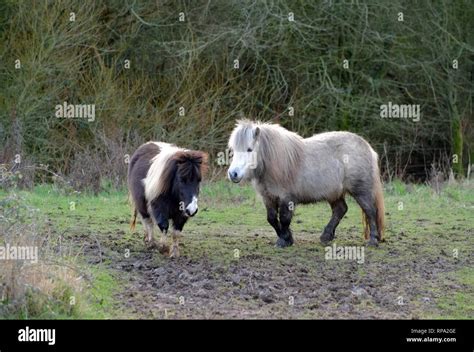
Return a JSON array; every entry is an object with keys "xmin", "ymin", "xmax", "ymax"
[{"xmin": 71, "ymin": 229, "xmax": 471, "ymax": 319}]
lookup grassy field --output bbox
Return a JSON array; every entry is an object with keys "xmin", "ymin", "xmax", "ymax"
[{"xmin": 1, "ymin": 180, "xmax": 473, "ymax": 319}]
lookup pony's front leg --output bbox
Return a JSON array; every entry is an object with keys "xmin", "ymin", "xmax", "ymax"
[
  {"xmin": 154, "ymin": 214, "xmax": 170, "ymax": 254},
  {"xmin": 169, "ymin": 217, "xmax": 186, "ymax": 258},
  {"xmin": 150, "ymin": 200, "xmax": 170, "ymax": 253},
  {"xmin": 157, "ymin": 228, "xmax": 169, "ymax": 254},
  {"xmin": 276, "ymin": 200, "xmax": 294, "ymax": 248},
  {"xmin": 265, "ymin": 201, "xmax": 281, "ymax": 242},
  {"xmin": 169, "ymin": 230, "xmax": 181, "ymax": 258}
]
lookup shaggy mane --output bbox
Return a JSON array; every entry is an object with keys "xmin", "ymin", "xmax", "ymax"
[
  {"xmin": 174, "ymin": 150, "xmax": 209, "ymax": 182},
  {"xmin": 144, "ymin": 145, "xmax": 208, "ymax": 201},
  {"xmin": 230, "ymin": 119, "xmax": 304, "ymax": 184}
]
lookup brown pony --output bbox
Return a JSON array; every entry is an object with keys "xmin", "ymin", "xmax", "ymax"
[{"xmin": 128, "ymin": 142, "xmax": 208, "ymax": 258}]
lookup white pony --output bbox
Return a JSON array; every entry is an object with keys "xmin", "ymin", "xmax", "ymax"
[{"xmin": 227, "ymin": 120, "xmax": 385, "ymax": 247}]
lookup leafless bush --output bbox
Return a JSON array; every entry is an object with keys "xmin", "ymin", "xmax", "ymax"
[
  {"xmin": 1, "ymin": 0, "xmax": 472, "ymax": 186},
  {"xmin": 0, "ymin": 188, "xmax": 84, "ymax": 317},
  {"xmin": 0, "ymin": 159, "xmax": 36, "ymax": 190}
]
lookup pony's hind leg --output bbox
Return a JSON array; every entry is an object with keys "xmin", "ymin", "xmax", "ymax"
[
  {"xmin": 352, "ymin": 193, "xmax": 379, "ymax": 246},
  {"xmin": 320, "ymin": 198, "xmax": 348, "ymax": 244},
  {"xmin": 134, "ymin": 194, "xmax": 158, "ymax": 249},
  {"xmin": 140, "ymin": 216, "xmax": 158, "ymax": 249},
  {"xmin": 276, "ymin": 200, "xmax": 294, "ymax": 248}
]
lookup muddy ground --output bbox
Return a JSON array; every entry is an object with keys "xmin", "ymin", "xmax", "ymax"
[
  {"xmin": 74, "ymin": 221, "xmax": 473, "ymax": 319},
  {"xmin": 24, "ymin": 182, "xmax": 473, "ymax": 319}
]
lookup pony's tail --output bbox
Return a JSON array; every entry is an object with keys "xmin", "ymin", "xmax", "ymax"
[
  {"xmin": 130, "ymin": 208, "xmax": 137, "ymax": 231},
  {"xmin": 128, "ymin": 192, "xmax": 137, "ymax": 231},
  {"xmin": 363, "ymin": 153, "xmax": 385, "ymax": 241},
  {"xmin": 374, "ymin": 176, "xmax": 385, "ymax": 241},
  {"xmin": 363, "ymin": 211, "xmax": 370, "ymax": 240}
]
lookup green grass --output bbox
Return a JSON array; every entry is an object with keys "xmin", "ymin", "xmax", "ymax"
[
  {"xmin": 1, "ymin": 179, "xmax": 473, "ymax": 319},
  {"xmin": 428, "ymin": 268, "xmax": 474, "ymax": 319},
  {"xmin": 79, "ymin": 268, "xmax": 123, "ymax": 319}
]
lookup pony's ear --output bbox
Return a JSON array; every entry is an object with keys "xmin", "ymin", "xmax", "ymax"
[
  {"xmin": 198, "ymin": 152, "xmax": 209, "ymax": 166},
  {"xmin": 253, "ymin": 126, "xmax": 260, "ymax": 140},
  {"xmin": 198, "ymin": 152, "xmax": 209, "ymax": 177}
]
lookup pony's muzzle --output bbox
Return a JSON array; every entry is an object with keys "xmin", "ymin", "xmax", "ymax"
[
  {"xmin": 185, "ymin": 196, "xmax": 198, "ymax": 217},
  {"xmin": 185, "ymin": 208, "xmax": 198, "ymax": 217},
  {"xmin": 228, "ymin": 170, "xmax": 241, "ymax": 183}
]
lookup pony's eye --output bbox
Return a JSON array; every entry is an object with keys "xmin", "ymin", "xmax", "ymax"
[{"xmin": 247, "ymin": 148, "xmax": 253, "ymax": 152}]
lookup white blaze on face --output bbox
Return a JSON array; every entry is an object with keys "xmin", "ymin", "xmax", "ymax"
[
  {"xmin": 228, "ymin": 151, "xmax": 257, "ymax": 182},
  {"xmin": 228, "ymin": 125, "xmax": 260, "ymax": 183},
  {"xmin": 186, "ymin": 196, "xmax": 198, "ymax": 216},
  {"xmin": 228, "ymin": 151, "xmax": 248, "ymax": 181}
]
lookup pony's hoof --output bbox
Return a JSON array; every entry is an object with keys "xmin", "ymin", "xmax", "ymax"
[
  {"xmin": 367, "ymin": 238, "xmax": 379, "ymax": 247},
  {"xmin": 320, "ymin": 232, "xmax": 334, "ymax": 244},
  {"xmin": 275, "ymin": 237, "xmax": 293, "ymax": 248},
  {"xmin": 145, "ymin": 239, "xmax": 159, "ymax": 250},
  {"xmin": 169, "ymin": 246, "xmax": 180, "ymax": 258},
  {"xmin": 158, "ymin": 243, "xmax": 170, "ymax": 255}
]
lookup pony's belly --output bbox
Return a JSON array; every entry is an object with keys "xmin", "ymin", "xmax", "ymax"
[
  {"xmin": 257, "ymin": 178, "xmax": 343, "ymax": 204},
  {"xmin": 291, "ymin": 173, "xmax": 344, "ymax": 203}
]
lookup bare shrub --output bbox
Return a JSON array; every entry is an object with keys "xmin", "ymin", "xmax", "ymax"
[
  {"xmin": 0, "ymin": 178, "xmax": 84, "ymax": 317},
  {"xmin": 1, "ymin": 0, "xmax": 472, "ymax": 184},
  {"xmin": 68, "ymin": 150, "xmax": 103, "ymax": 194}
]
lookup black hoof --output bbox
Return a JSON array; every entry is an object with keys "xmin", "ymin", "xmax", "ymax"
[
  {"xmin": 367, "ymin": 238, "xmax": 379, "ymax": 247},
  {"xmin": 145, "ymin": 239, "xmax": 159, "ymax": 250},
  {"xmin": 320, "ymin": 232, "xmax": 334, "ymax": 245},
  {"xmin": 275, "ymin": 237, "xmax": 293, "ymax": 248}
]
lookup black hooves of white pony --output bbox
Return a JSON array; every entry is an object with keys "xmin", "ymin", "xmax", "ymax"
[
  {"xmin": 275, "ymin": 236, "xmax": 294, "ymax": 248},
  {"xmin": 319, "ymin": 231, "xmax": 380, "ymax": 247},
  {"xmin": 367, "ymin": 237, "xmax": 379, "ymax": 247},
  {"xmin": 277, "ymin": 233, "xmax": 380, "ymax": 248},
  {"xmin": 227, "ymin": 120, "xmax": 386, "ymax": 252},
  {"xmin": 319, "ymin": 231, "xmax": 335, "ymax": 245}
]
